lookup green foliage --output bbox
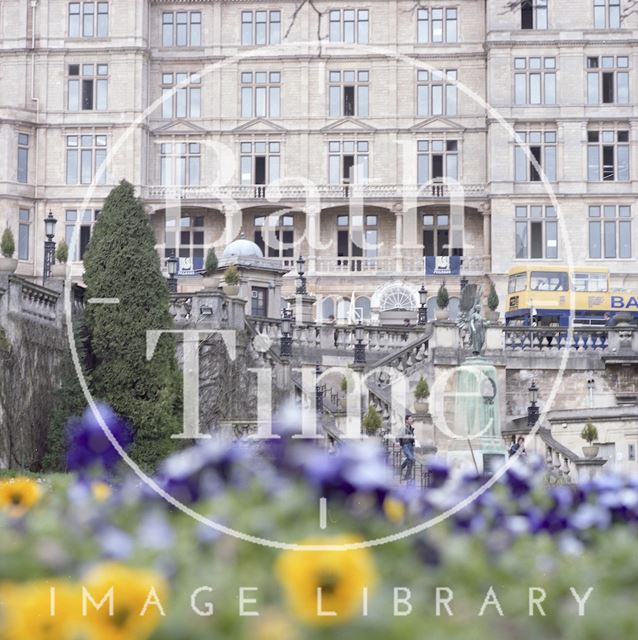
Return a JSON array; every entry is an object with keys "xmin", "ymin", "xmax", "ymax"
[
  {"xmin": 41, "ymin": 324, "xmax": 89, "ymax": 472},
  {"xmin": 82, "ymin": 180, "xmax": 182, "ymax": 469},
  {"xmin": 1, "ymin": 228, "xmax": 15, "ymax": 258},
  {"xmin": 487, "ymin": 282, "xmax": 499, "ymax": 311},
  {"xmin": 414, "ymin": 375, "xmax": 430, "ymax": 401},
  {"xmin": 581, "ymin": 419, "xmax": 599, "ymax": 444},
  {"xmin": 55, "ymin": 240, "xmax": 69, "ymax": 264},
  {"xmin": 436, "ymin": 283, "xmax": 449, "ymax": 310},
  {"xmin": 224, "ymin": 265, "xmax": 240, "ymax": 285},
  {"xmin": 362, "ymin": 404, "xmax": 383, "ymax": 434},
  {"xmin": 203, "ymin": 247, "xmax": 218, "ymax": 276}
]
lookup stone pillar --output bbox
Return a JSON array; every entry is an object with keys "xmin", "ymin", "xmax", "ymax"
[
  {"xmin": 394, "ymin": 209, "xmax": 404, "ymax": 272},
  {"xmin": 285, "ymin": 294, "xmax": 316, "ymax": 325},
  {"xmin": 480, "ymin": 202, "xmax": 491, "ymax": 262}
]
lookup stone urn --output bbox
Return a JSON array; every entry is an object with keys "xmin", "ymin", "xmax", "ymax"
[
  {"xmin": 582, "ymin": 445, "xmax": 599, "ymax": 459},
  {"xmin": 222, "ymin": 283, "xmax": 240, "ymax": 297},
  {"xmin": 414, "ymin": 401, "xmax": 428, "ymax": 415},
  {"xmin": 435, "ymin": 308, "xmax": 449, "ymax": 321},
  {"xmin": 0, "ymin": 257, "xmax": 18, "ymax": 274},
  {"xmin": 51, "ymin": 263, "xmax": 67, "ymax": 278},
  {"xmin": 201, "ymin": 275, "xmax": 219, "ymax": 290},
  {"xmin": 485, "ymin": 309, "xmax": 500, "ymax": 322}
]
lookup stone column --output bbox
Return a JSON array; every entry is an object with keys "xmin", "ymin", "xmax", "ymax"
[
  {"xmin": 394, "ymin": 208, "xmax": 404, "ymax": 272},
  {"xmin": 480, "ymin": 202, "xmax": 491, "ymax": 265}
]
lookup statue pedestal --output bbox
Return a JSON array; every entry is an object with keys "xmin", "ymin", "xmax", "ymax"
[{"xmin": 447, "ymin": 355, "xmax": 507, "ymax": 474}]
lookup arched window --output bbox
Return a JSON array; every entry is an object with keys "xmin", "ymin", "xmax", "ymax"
[
  {"xmin": 336, "ymin": 298, "xmax": 351, "ymax": 322},
  {"xmin": 354, "ymin": 296, "xmax": 371, "ymax": 321},
  {"xmin": 320, "ymin": 297, "xmax": 335, "ymax": 322}
]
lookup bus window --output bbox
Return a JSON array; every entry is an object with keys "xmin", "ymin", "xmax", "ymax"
[
  {"xmin": 573, "ymin": 272, "xmax": 608, "ymax": 292},
  {"xmin": 508, "ymin": 273, "xmax": 527, "ymax": 293},
  {"xmin": 530, "ymin": 271, "xmax": 568, "ymax": 291}
]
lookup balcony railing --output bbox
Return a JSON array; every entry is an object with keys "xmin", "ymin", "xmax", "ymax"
[
  {"xmin": 145, "ymin": 183, "xmax": 487, "ymax": 201},
  {"xmin": 503, "ymin": 326, "xmax": 609, "ymax": 351}
]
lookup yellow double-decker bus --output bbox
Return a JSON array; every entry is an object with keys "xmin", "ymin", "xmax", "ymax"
[{"xmin": 506, "ymin": 265, "xmax": 638, "ymax": 326}]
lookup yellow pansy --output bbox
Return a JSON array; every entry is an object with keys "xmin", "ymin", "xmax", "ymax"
[
  {"xmin": 383, "ymin": 496, "xmax": 406, "ymax": 523},
  {"xmin": 275, "ymin": 535, "xmax": 377, "ymax": 626},
  {"xmin": 91, "ymin": 481, "xmax": 112, "ymax": 503},
  {"xmin": 0, "ymin": 477, "xmax": 41, "ymax": 517},
  {"xmin": 83, "ymin": 563, "xmax": 169, "ymax": 640},
  {"xmin": 0, "ymin": 579, "xmax": 84, "ymax": 640}
]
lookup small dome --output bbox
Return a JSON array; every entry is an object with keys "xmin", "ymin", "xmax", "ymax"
[{"xmin": 222, "ymin": 236, "xmax": 264, "ymax": 258}]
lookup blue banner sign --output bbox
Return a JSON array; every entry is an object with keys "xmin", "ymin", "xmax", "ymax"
[{"xmin": 424, "ymin": 256, "xmax": 461, "ymax": 276}]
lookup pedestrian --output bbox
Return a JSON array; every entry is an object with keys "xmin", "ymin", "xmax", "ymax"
[
  {"xmin": 516, "ymin": 435, "xmax": 526, "ymax": 456},
  {"xmin": 508, "ymin": 435, "xmax": 519, "ymax": 457},
  {"xmin": 399, "ymin": 413, "xmax": 416, "ymax": 481}
]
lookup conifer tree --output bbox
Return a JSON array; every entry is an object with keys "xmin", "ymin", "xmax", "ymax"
[{"xmin": 83, "ymin": 180, "xmax": 181, "ymax": 468}]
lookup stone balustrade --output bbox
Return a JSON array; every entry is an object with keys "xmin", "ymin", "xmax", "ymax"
[
  {"xmin": 0, "ymin": 275, "xmax": 65, "ymax": 329},
  {"xmin": 503, "ymin": 326, "xmax": 609, "ymax": 352},
  {"xmin": 145, "ymin": 183, "xmax": 487, "ymax": 202}
]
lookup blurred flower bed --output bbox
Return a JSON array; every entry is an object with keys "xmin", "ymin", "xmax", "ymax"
[{"xmin": 2, "ymin": 404, "xmax": 638, "ymax": 639}]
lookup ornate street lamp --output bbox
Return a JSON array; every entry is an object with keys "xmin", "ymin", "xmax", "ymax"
[
  {"xmin": 43, "ymin": 210, "xmax": 57, "ymax": 282},
  {"xmin": 353, "ymin": 321, "xmax": 366, "ymax": 367},
  {"xmin": 280, "ymin": 309, "xmax": 293, "ymax": 360},
  {"xmin": 167, "ymin": 256, "xmax": 179, "ymax": 293},
  {"xmin": 527, "ymin": 379, "xmax": 539, "ymax": 428},
  {"xmin": 418, "ymin": 284, "xmax": 428, "ymax": 325},
  {"xmin": 295, "ymin": 255, "xmax": 307, "ymax": 295},
  {"xmin": 315, "ymin": 364, "xmax": 324, "ymax": 415}
]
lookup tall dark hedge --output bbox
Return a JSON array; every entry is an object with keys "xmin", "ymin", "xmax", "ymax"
[{"xmin": 83, "ymin": 180, "xmax": 181, "ymax": 469}]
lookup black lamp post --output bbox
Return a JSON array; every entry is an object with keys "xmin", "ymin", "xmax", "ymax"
[
  {"xmin": 418, "ymin": 284, "xmax": 428, "ymax": 325},
  {"xmin": 295, "ymin": 255, "xmax": 307, "ymax": 295},
  {"xmin": 280, "ymin": 309, "xmax": 293, "ymax": 360},
  {"xmin": 527, "ymin": 379, "xmax": 539, "ymax": 428},
  {"xmin": 167, "ymin": 256, "xmax": 179, "ymax": 293},
  {"xmin": 353, "ymin": 321, "xmax": 366, "ymax": 367},
  {"xmin": 43, "ymin": 210, "xmax": 57, "ymax": 282},
  {"xmin": 315, "ymin": 364, "xmax": 324, "ymax": 415}
]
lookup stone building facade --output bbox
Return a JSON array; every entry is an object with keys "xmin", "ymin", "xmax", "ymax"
[{"xmin": 1, "ymin": 0, "xmax": 637, "ymax": 322}]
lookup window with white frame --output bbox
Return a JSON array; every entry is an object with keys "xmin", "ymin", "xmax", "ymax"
[
  {"xmin": 521, "ymin": 0, "xmax": 547, "ymax": 29},
  {"xmin": 514, "ymin": 57, "xmax": 556, "ymax": 105},
  {"xmin": 329, "ymin": 140, "xmax": 369, "ymax": 184},
  {"xmin": 594, "ymin": 0, "xmax": 621, "ymax": 29},
  {"xmin": 241, "ymin": 72, "xmax": 281, "ymax": 118},
  {"xmin": 417, "ymin": 139, "xmax": 458, "ymax": 184},
  {"xmin": 417, "ymin": 69, "xmax": 457, "ymax": 116},
  {"xmin": 417, "ymin": 8, "xmax": 457, "ymax": 43},
  {"xmin": 240, "ymin": 141, "xmax": 281, "ymax": 185},
  {"xmin": 65, "ymin": 209, "xmax": 100, "ymax": 260},
  {"xmin": 329, "ymin": 70, "xmax": 369, "ymax": 117},
  {"xmin": 17, "ymin": 133, "xmax": 29, "ymax": 184},
  {"xmin": 18, "ymin": 208, "xmax": 30, "ymax": 261},
  {"xmin": 165, "ymin": 215, "xmax": 205, "ymax": 272},
  {"xmin": 329, "ymin": 9, "xmax": 369, "ymax": 43},
  {"xmin": 589, "ymin": 205, "xmax": 631, "ymax": 258},
  {"xmin": 515, "ymin": 130, "xmax": 557, "ymax": 182},
  {"xmin": 162, "ymin": 11, "xmax": 201, "ymax": 47},
  {"xmin": 69, "ymin": 2, "xmax": 108, "ymax": 38},
  {"xmin": 68, "ymin": 64, "xmax": 108, "ymax": 111},
  {"xmin": 587, "ymin": 129, "xmax": 629, "ymax": 181},
  {"xmin": 66, "ymin": 134, "xmax": 107, "ymax": 185},
  {"xmin": 241, "ymin": 10, "xmax": 281, "ymax": 45},
  {"xmin": 422, "ymin": 212, "xmax": 462, "ymax": 257},
  {"xmin": 336, "ymin": 214, "xmax": 378, "ymax": 267},
  {"xmin": 161, "ymin": 72, "xmax": 201, "ymax": 119},
  {"xmin": 515, "ymin": 205, "xmax": 557, "ymax": 259},
  {"xmin": 254, "ymin": 214, "xmax": 294, "ymax": 257},
  {"xmin": 160, "ymin": 142, "xmax": 201, "ymax": 186},
  {"xmin": 587, "ymin": 56, "xmax": 629, "ymax": 104}
]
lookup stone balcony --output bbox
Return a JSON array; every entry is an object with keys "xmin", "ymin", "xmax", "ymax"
[{"xmin": 144, "ymin": 182, "xmax": 487, "ymax": 203}]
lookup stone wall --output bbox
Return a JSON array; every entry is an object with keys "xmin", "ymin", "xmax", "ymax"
[{"xmin": 0, "ymin": 275, "xmax": 67, "ymax": 468}]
